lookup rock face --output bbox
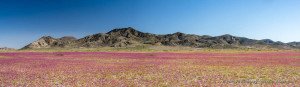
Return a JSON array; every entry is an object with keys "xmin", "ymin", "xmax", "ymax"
[{"xmin": 22, "ymin": 27, "xmax": 300, "ymax": 49}]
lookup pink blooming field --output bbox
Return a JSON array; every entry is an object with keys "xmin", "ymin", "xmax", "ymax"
[{"xmin": 0, "ymin": 51, "xmax": 300, "ymax": 86}]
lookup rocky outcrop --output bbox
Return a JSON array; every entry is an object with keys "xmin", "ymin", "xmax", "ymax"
[{"xmin": 22, "ymin": 27, "xmax": 300, "ymax": 49}]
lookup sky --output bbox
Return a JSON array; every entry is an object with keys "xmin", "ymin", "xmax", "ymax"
[{"xmin": 1, "ymin": 0, "xmax": 300, "ymax": 48}]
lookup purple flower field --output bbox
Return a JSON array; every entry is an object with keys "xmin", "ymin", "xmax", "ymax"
[{"xmin": 0, "ymin": 52, "xmax": 300, "ymax": 86}]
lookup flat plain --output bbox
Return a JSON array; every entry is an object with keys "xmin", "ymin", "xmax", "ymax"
[{"xmin": 0, "ymin": 50, "xmax": 299, "ymax": 86}]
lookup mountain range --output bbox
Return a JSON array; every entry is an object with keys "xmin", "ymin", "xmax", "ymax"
[
  {"xmin": 22, "ymin": 27, "xmax": 300, "ymax": 50},
  {"xmin": 0, "ymin": 47, "xmax": 16, "ymax": 50}
]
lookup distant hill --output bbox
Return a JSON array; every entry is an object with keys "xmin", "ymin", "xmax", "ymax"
[
  {"xmin": 0, "ymin": 47, "xmax": 16, "ymax": 50},
  {"xmin": 21, "ymin": 27, "xmax": 300, "ymax": 49}
]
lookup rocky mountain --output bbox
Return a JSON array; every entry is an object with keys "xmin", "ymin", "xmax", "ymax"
[
  {"xmin": 22, "ymin": 27, "xmax": 300, "ymax": 49},
  {"xmin": 22, "ymin": 36, "xmax": 77, "ymax": 49}
]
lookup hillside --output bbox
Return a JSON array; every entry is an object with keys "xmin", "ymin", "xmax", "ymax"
[{"xmin": 22, "ymin": 27, "xmax": 300, "ymax": 49}]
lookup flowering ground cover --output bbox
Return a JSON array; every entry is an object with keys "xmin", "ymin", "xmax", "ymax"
[{"xmin": 0, "ymin": 51, "xmax": 299, "ymax": 86}]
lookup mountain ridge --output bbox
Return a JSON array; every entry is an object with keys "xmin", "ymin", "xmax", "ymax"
[
  {"xmin": 0, "ymin": 47, "xmax": 16, "ymax": 50},
  {"xmin": 22, "ymin": 27, "xmax": 300, "ymax": 49}
]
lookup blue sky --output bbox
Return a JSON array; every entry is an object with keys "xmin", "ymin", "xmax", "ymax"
[{"xmin": 1, "ymin": 0, "xmax": 300, "ymax": 48}]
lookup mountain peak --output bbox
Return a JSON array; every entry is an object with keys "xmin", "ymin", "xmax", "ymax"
[
  {"xmin": 106, "ymin": 27, "xmax": 146, "ymax": 38},
  {"xmin": 40, "ymin": 36, "xmax": 54, "ymax": 39},
  {"xmin": 59, "ymin": 36, "xmax": 77, "ymax": 41},
  {"xmin": 220, "ymin": 34, "xmax": 234, "ymax": 37},
  {"xmin": 107, "ymin": 27, "xmax": 139, "ymax": 34},
  {"xmin": 173, "ymin": 32, "xmax": 185, "ymax": 35}
]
